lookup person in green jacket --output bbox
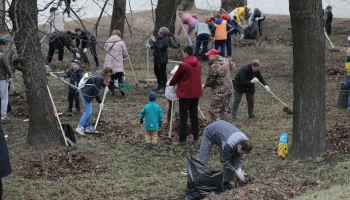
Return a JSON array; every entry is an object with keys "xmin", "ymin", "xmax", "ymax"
[{"xmin": 140, "ymin": 92, "xmax": 163, "ymax": 148}]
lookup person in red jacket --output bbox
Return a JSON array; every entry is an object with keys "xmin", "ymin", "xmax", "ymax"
[{"xmin": 169, "ymin": 46, "xmax": 202, "ymax": 145}]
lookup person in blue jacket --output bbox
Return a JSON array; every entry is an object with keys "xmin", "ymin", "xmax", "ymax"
[
  {"xmin": 0, "ymin": 124, "xmax": 11, "ymax": 198},
  {"xmin": 139, "ymin": 92, "xmax": 163, "ymax": 149}
]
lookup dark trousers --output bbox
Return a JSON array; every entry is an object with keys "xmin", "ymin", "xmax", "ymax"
[
  {"xmin": 47, "ymin": 47, "xmax": 64, "ymax": 63},
  {"xmin": 167, "ymin": 100, "xmax": 176, "ymax": 123},
  {"xmin": 0, "ymin": 179, "xmax": 2, "ymax": 200},
  {"xmin": 109, "ymin": 72, "xmax": 124, "ymax": 94},
  {"xmin": 68, "ymin": 89, "xmax": 80, "ymax": 111},
  {"xmin": 83, "ymin": 42, "xmax": 99, "ymax": 67},
  {"xmin": 179, "ymin": 98, "xmax": 199, "ymax": 141},
  {"xmin": 232, "ymin": 17, "xmax": 241, "ymax": 35},
  {"xmin": 231, "ymin": 88, "xmax": 255, "ymax": 117},
  {"xmin": 226, "ymin": 33, "xmax": 232, "ymax": 57},
  {"xmin": 154, "ymin": 62, "xmax": 167, "ymax": 89},
  {"xmin": 215, "ymin": 40, "xmax": 226, "ymax": 57},
  {"xmin": 256, "ymin": 16, "xmax": 266, "ymax": 36},
  {"xmin": 194, "ymin": 33, "xmax": 210, "ymax": 61}
]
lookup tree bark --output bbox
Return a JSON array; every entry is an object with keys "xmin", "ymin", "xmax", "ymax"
[
  {"xmin": 9, "ymin": 0, "xmax": 64, "ymax": 148},
  {"xmin": 153, "ymin": 0, "xmax": 177, "ymax": 36},
  {"xmin": 110, "ymin": 0, "xmax": 126, "ymax": 37},
  {"xmin": 221, "ymin": 0, "xmax": 246, "ymax": 13},
  {"xmin": 0, "ymin": 0, "xmax": 6, "ymax": 32},
  {"xmin": 176, "ymin": 0, "xmax": 194, "ymax": 11},
  {"xmin": 288, "ymin": 0, "xmax": 327, "ymax": 159}
]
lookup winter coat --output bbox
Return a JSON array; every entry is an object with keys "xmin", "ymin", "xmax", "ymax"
[
  {"xmin": 139, "ymin": 102, "xmax": 163, "ymax": 131},
  {"xmin": 0, "ymin": 48, "xmax": 13, "ymax": 80},
  {"xmin": 325, "ymin": 11, "xmax": 333, "ymax": 28},
  {"xmin": 169, "ymin": 56, "xmax": 202, "ymax": 98},
  {"xmin": 194, "ymin": 22, "xmax": 211, "ymax": 36},
  {"xmin": 80, "ymin": 76, "xmax": 106, "ymax": 103},
  {"xmin": 345, "ymin": 56, "xmax": 350, "ymax": 76},
  {"xmin": 63, "ymin": 68, "xmax": 82, "ymax": 90},
  {"xmin": 177, "ymin": 14, "xmax": 198, "ymax": 35},
  {"xmin": 76, "ymin": 30, "xmax": 96, "ymax": 49},
  {"xmin": 214, "ymin": 18, "xmax": 231, "ymax": 40},
  {"xmin": 0, "ymin": 124, "xmax": 12, "ymax": 178},
  {"xmin": 248, "ymin": 8, "xmax": 265, "ymax": 26},
  {"xmin": 165, "ymin": 65, "xmax": 179, "ymax": 101},
  {"xmin": 204, "ymin": 56, "xmax": 235, "ymax": 97},
  {"xmin": 50, "ymin": 10, "xmax": 65, "ymax": 33},
  {"xmin": 150, "ymin": 35, "xmax": 169, "ymax": 63},
  {"xmin": 104, "ymin": 35, "xmax": 128, "ymax": 74},
  {"xmin": 49, "ymin": 31, "xmax": 76, "ymax": 52},
  {"xmin": 205, "ymin": 120, "xmax": 248, "ymax": 173},
  {"xmin": 230, "ymin": 7, "xmax": 248, "ymax": 24},
  {"xmin": 234, "ymin": 63, "xmax": 267, "ymax": 94}
]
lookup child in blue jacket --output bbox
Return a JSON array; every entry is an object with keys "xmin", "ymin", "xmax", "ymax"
[{"xmin": 139, "ymin": 92, "xmax": 163, "ymax": 148}]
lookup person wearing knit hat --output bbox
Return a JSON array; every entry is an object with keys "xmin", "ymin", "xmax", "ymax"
[
  {"xmin": 324, "ymin": 5, "xmax": 333, "ymax": 35},
  {"xmin": 0, "ymin": 36, "xmax": 12, "ymax": 123},
  {"xmin": 146, "ymin": 27, "xmax": 169, "ymax": 93},
  {"xmin": 60, "ymin": 59, "xmax": 83, "ymax": 114},
  {"xmin": 139, "ymin": 92, "xmax": 164, "ymax": 149}
]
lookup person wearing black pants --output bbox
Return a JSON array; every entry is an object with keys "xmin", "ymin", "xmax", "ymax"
[
  {"xmin": 0, "ymin": 124, "xmax": 12, "ymax": 199},
  {"xmin": 47, "ymin": 31, "xmax": 77, "ymax": 64},
  {"xmin": 179, "ymin": 98, "xmax": 199, "ymax": 141},
  {"xmin": 147, "ymin": 27, "xmax": 170, "ymax": 93},
  {"xmin": 75, "ymin": 28, "xmax": 99, "ymax": 68},
  {"xmin": 109, "ymin": 72, "xmax": 125, "ymax": 96}
]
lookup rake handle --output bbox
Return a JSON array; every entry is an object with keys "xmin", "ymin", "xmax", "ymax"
[
  {"xmin": 94, "ymin": 90, "xmax": 107, "ymax": 129},
  {"xmin": 258, "ymin": 81, "xmax": 288, "ymax": 107}
]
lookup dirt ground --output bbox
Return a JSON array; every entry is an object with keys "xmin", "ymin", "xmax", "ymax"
[{"xmin": 3, "ymin": 8, "xmax": 350, "ymax": 200}]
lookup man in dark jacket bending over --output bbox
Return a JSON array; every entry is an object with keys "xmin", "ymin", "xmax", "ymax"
[
  {"xmin": 75, "ymin": 28, "xmax": 99, "ymax": 68},
  {"xmin": 231, "ymin": 60, "xmax": 270, "ymax": 122},
  {"xmin": 47, "ymin": 31, "xmax": 78, "ymax": 64},
  {"xmin": 198, "ymin": 120, "xmax": 252, "ymax": 190}
]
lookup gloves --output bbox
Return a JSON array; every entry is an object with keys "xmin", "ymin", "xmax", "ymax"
[
  {"xmin": 235, "ymin": 168, "xmax": 247, "ymax": 182},
  {"xmin": 264, "ymin": 85, "xmax": 271, "ymax": 93},
  {"xmin": 99, "ymin": 103, "xmax": 104, "ymax": 109},
  {"xmin": 140, "ymin": 120, "xmax": 143, "ymax": 124},
  {"xmin": 251, "ymin": 77, "xmax": 259, "ymax": 84},
  {"xmin": 146, "ymin": 44, "xmax": 151, "ymax": 48},
  {"xmin": 59, "ymin": 77, "xmax": 65, "ymax": 82},
  {"xmin": 150, "ymin": 36, "xmax": 156, "ymax": 42},
  {"xmin": 255, "ymin": 18, "xmax": 259, "ymax": 21},
  {"xmin": 238, "ymin": 22, "xmax": 242, "ymax": 27},
  {"xmin": 104, "ymin": 86, "xmax": 109, "ymax": 94},
  {"xmin": 83, "ymin": 48, "xmax": 87, "ymax": 53},
  {"xmin": 202, "ymin": 84, "xmax": 205, "ymax": 89},
  {"xmin": 75, "ymin": 52, "xmax": 80, "ymax": 58}
]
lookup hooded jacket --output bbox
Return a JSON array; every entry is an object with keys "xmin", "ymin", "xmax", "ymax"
[
  {"xmin": 50, "ymin": 10, "xmax": 65, "ymax": 33},
  {"xmin": 139, "ymin": 102, "xmax": 163, "ymax": 131},
  {"xmin": 76, "ymin": 30, "xmax": 96, "ymax": 49},
  {"xmin": 151, "ymin": 35, "xmax": 169, "ymax": 63},
  {"xmin": 104, "ymin": 35, "xmax": 128, "ymax": 73},
  {"xmin": 345, "ymin": 56, "xmax": 350, "ymax": 76},
  {"xmin": 0, "ymin": 48, "xmax": 14, "ymax": 80},
  {"xmin": 213, "ymin": 18, "xmax": 232, "ymax": 40},
  {"xmin": 80, "ymin": 76, "xmax": 106, "ymax": 103},
  {"xmin": 234, "ymin": 63, "xmax": 267, "ymax": 94},
  {"xmin": 63, "ymin": 68, "xmax": 82, "ymax": 90},
  {"xmin": 169, "ymin": 56, "xmax": 202, "ymax": 98},
  {"xmin": 0, "ymin": 124, "xmax": 12, "ymax": 179},
  {"xmin": 49, "ymin": 31, "xmax": 76, "ymax": 52}
]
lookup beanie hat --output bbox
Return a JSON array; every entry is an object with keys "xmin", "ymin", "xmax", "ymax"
[
  {"xmin": 159, "ymin": 27, "xmax": 170, "ymax": 36},
  {"xmin": 0, "ymin": 36, "xmax": 8, "ymax": 45},
  {"xmin": 149, "ymin": 92, "xmax": 157, "ymax": 102},
  {"xmin": 326, "ymin": 5, "xmax": 332, "ymax": 11},
  {"xmin": 72, "ymin": 59, "xmax": 81, "ymax": 67}
]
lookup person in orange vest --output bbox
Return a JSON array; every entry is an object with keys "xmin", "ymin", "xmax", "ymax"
[{"xmin": 213, "ymin": 14, "xmax": 232, "ymax": 57}]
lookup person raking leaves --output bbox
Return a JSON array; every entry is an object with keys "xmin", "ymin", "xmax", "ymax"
[{"xmin": 198, "ymin": 120, "xmax": 252, "ymax": 190}]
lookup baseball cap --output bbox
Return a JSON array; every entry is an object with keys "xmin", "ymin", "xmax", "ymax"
[{"xmin": 205, "ymin": 49, "xmax": 219, "ymax": 56}]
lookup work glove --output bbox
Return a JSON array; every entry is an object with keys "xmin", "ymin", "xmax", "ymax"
[
  {"xmin": 264, "ymin": 85, "xmax": 271, "ymax": 93},
  {"xmin": 202, "ymin": 84, "xmax": 205, "ymax": 89},
  {"xmin": 75, "ymin": 52, "xmax": 80, "ymax": 58},
  {"xmin": 83, "ymin": 48, "xmax": 88, "ymax": 53},
  {"xmin": 235, "ymin": 168, "xmax": 247, "ymax": 183},
  {"xmin": 150, "ymin": 36, "xmax": 156, "ymax": 42},
  {"xmin": 140, "ymin": 120, "xmax": 143, "ymax": 124},
  {"xmin": 146, "ymin": 44, "xmax": 151, "ymax": 48},
  {"xmin": 251, "ymin": 77, "xmax": 259, "ymax": 84},
  {"xmin": 59, "ymin": 77, "xmax": 65, "ymax": 82},
  {"xmin": 99, "ymin": 103, "xmax": 104, "ymax": 109},
  {"xmin": 104, "ymin": 86, "xmax": 109, "ymax": 94},
  {"xmin": 255, "ymin": 18, "xmax": 259, "ymax": 21}
]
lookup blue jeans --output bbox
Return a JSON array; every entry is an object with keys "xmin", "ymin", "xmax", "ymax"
[
  {"xmin": 78, "ymin": 93, "xmax": 93, "ymax": 128},
  {"xmin": 194, "ymin": 33, "xmax": 210, "ymax": 60},
  {"xmin": 253, "ymin": 16, "xmax": 266, "ymax": 36},
  {"xmin": 187, "ymin": 22, "xmax": 198, "ymax": 46},
  {"xmin": 215, "ymin": 40, "xmax": 226, "ymax": 57},
  {"xmin": 346, "ymin": 76, "xmax": 350, "ymax": 109}
]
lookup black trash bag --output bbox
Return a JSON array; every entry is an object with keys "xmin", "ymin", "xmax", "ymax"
[
  {"xmin": 243, "ymin": 23, "xmax": 258, "ymax": 40},
  {"xmin": 62, "ymin": 124, "xmax": 76, "ymax": 146},
  {"xmin": 185, "ymin": 156, "xmax": 224, "ymax": 200}
]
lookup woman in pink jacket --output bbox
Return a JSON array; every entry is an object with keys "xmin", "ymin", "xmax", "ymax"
[
  {"xmin": 177, "ymin": 12, "xmax": 198, "ymax": 46},
  {"xmin": 104, "ymin": 30, "xmax": 128, "ymax": 96}
]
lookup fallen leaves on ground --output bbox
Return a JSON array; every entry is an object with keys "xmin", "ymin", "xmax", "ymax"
[{"xmin": 327, "ymin": 123, "xmax": 350, "ymax": 154}]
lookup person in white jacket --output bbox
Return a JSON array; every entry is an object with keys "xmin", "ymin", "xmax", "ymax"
[
  {"xmin": 164, "ymin": 65, "xmax": 179, "ymax": 123},
  {"xmin": 248, "ymin": 8, "xmax": 265, "ymax": 38},
  {"xmin": 50, "ymin": 7, "xmax": 65, "ymax": 33}
]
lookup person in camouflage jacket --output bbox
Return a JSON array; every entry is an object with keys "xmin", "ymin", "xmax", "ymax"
[{"xmin": 203, "ymin": 49, "xmax": 235, "ymax": 122}]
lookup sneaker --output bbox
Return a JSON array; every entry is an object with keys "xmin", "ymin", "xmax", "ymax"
[
  {"xmin": 75, "ymin": 126, "xmax": 85, "ymax": 136},
  {"xmin": 249, "ymin": 115, "xmax": 256, "ymax": 119},
  {"xmin": 231, "ymin": 115, "xmax": 236, "ymax": 122},
  {"xmin": 85, "ymin": 127, "xmax": 101, "ymax": 134},
  {"xmin": 120, "ymin": 90, "xmax": 125, "ymax": 96},
  {"xmin": 172, "ymin": 141, "xmax": 187, "ymax": 146},
  {"xmin": 223, "ymin": 182, "xmax": 235, "ymax": 190},
  {"xmin": 157, "ymin": 88, "xmax": 165, "ymax": 93}
]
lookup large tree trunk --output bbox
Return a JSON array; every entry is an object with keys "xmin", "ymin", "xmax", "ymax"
[
  {"xmin": 176, "ymin": 0, "xmax": 194, "ymax": 11},
  {"xmin": 9, "ymin": 0, "xmax": 64, "ymax": 148},
  {"xmin": 110, "ymin": 0, "xmax": 126, "ymax": 37},
  {"xmin": 153, "ymin": 0, "xmax": 177, "ymax": 36},
  {"xmin": 0, "ymin": 0, "xmax": 6, "ymax": 32},
  {"xmin": 221, "ymin": 0, "xmax": 246, "ymax": 13},
  {"xmin": 288, "ymin": 0, "xmax": 327, "ymax": 158}
]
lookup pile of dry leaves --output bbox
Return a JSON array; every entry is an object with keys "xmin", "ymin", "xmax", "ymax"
[
  {"xmin": 9, "ymin": 91, "xmax": 28, "ymax": 118},
  {"xmin": 327, "ymin": 123, "xmax": 350, "ymax": 154}
]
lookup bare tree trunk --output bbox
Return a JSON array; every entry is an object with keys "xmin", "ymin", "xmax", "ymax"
[
  {"xmin": 9, "ymin": 0, "xmax": 64, "ymax": 148},
  {"xmin": 110, "ymin": 0, "xmax": 126, "ymax": 37},
  {"xmin": 0, "ymin": 0, "xmax": 6, "ymax": 32},
  {"xmin": 153, "ymin": 0, "xmax": 177, "ymax": 36},
  {"xmin": 176, "ymin": 0, "xmax": 194, "ymax": 11},
  {"xmin": 288, "ymin": 0, "xmax": 327, "ymax": 158},
  {"xmin": 221, "ymin": 0, "xmax": 246, "ymax": 12}
]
